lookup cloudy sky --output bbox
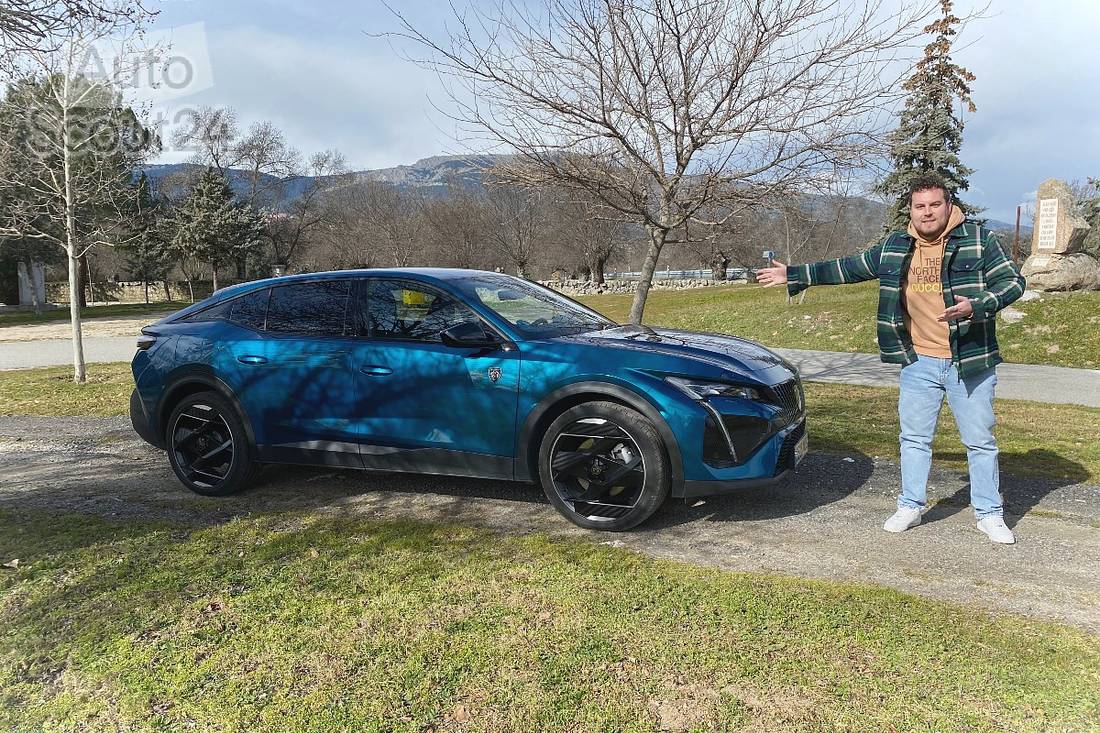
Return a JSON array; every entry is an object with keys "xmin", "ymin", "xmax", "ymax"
[{"xmin": 148, "ymin": 0, "xmax": 1100, "ymax": 223}]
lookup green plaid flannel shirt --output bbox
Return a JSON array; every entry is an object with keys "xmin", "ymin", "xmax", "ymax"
[{"xmin": 786, "ymin": 221, "xmax": 1026, "ymax": 378}]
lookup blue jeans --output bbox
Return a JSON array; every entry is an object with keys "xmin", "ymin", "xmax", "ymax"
[{"xmin": 898, "ymin": 355, "xmax": 1002, "ymax": 518}]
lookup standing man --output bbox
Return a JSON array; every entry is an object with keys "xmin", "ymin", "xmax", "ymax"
[{"xmin": 757, "ymin": 173, "xmax": 1025, "ymax": 544}]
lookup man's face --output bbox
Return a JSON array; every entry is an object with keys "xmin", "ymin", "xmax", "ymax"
[{"xmin": 909, "ymin": 188, "xmax": 952, "ymax": 239}]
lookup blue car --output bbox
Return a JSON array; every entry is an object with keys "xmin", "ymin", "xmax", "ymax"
[{"xmin": 130, "ymin": 269, "xmax": 806, "ymax": 530}]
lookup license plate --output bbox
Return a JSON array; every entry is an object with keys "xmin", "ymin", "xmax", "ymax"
[{"xmin": 794, "ymin": 431, "xmax": 808, "ymax": 465}]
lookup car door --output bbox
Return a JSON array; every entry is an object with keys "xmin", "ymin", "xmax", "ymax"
[
  {"xmin": 350, "ymin": 277, "xmax": 521, "ymax": 479},
  {"xmin": 223, "ymin": 279, "xmax": 364, "ymax": 468}
]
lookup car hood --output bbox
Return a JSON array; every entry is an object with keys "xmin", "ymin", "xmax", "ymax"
[{"xmin": 551, "ymin": 325, "xmax": 798, "ymax": 384}]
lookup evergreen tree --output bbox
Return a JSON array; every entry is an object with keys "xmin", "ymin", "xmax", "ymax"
[
  {"xmin": 120, "ymin": 173, "xmax": 173, "ymax": 304},
  {"xmin": 878, "ymin": 0, "xmax": 977, "ymax": 230},
  {"xmin": 170, "ymin": 168, "xmax": 265, "ymax": 292}
]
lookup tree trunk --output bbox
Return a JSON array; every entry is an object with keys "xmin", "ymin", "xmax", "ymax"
[
  {"xmin": 143, "ymin": 279, "xmax": 150, "ymax": 304},
  {"xmin": 592, "ymin": 258, "xmax": 606, "ymax": 285},
  {"xmin": 212, "ymin": 264, "xmax": 219, "ymax": 292},
  {"xmin": 61, "ymin": 78, "xmax": 86, "ymax": 384},
  {"xmin": 186, "ymin": 278, "xmax": 195, "ymax": 303},
  {"xmin": 711, "ymin": 254, "xmax": 729, "ymax": 281},
  {"xmin": 78, "ymin": 253, "xmax": 89, "ymax": 308},
  {"xmin": 67, "ymin": 249, "xmax": 85, "ymax": 383},
  {"xmin": 163, "ymin": 280, "xmax": 171, "ymax": 302},
  {"xmin": 628, "ymin": 227, "xmax": 667, "ymax": 324}
]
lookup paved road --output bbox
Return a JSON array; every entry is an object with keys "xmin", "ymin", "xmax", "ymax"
[
  {"xmin": 0, "ymin": 336, "xmax": 136, "ymax": 370},
  {"xmin": 771, "ymin": 348, "xmax": 1100, "ymax": 407},
  {"xmin": 1, "ymin": 416, "xmax": 1097, "ymax": 632},
  {"xmin": 3, "ymin": 336, "xmax": 1099, "ymax": 407}
]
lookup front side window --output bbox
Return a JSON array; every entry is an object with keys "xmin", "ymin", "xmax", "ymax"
[
  {"xmin": 454, "ymin": 274, "xmax": 614, "ymax": 337},
  {"xmin": 362, "ymin": 280, "xmax": 479, "ymax": 342},
  {"xmin": 266, "ymin": 280, "xmax": 351, "ymax": 336}
]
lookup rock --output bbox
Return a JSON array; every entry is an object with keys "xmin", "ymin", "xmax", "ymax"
[
  {"xmin": 1017, "ymin": 289, "xmax": 1042, "ymax": 302},
  {"xmin": 1021, "ymin": 252, "xmax": 1100, "ymax": 292},
  {"xmin": 1030, "ymin": 179, "xmax": 1091, "ymax": 256},
  {"xmin": 999, "ymin": 307, "xmax": 1026, "ymax": 325}
]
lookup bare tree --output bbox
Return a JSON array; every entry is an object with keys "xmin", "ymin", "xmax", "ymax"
[
  {"xmin": 384, "ymin": 0, "xmax": 935, "ymax": 322},
  {"xmin": 267, "ymin": 149, "xmax": 349, "ymax": 272},
  {"xmin": 171, "ymin": 105, "xmax": 239, "ymax": 177},
  {"xmin": 234, "ymin": 119, "xmax": 302, "ymax": 208},
  {"xmin": 0, "ymin": 1, "xmax": 156, "ymax": 382},
  {"xmin": 351, "ymin": 180, "xmax": 426, "ymax": 266},
  {"xmin": 549, "ymin": 191, "xmax": 628, "ymax": 284},
  {"xmin": 423, "ymin": 179, "xmax": 491, "ymax": 269},
  {"xmin": 0, "ymin": 1, "xmax": 152, "ymax": 74},
  {"xmin": 484, "ymin": 181, "xmax": 544, "ymax": 277}
]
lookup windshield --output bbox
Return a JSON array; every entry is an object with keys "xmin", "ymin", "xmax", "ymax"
[{"xmin": 455, "ymin": 274, "xmax": 617, "ymax": 337}]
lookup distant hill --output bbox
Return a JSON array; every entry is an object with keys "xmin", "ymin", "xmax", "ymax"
[{"xmin": 139, "ymin": 155, "xmax": 1032, "ymax": 237}]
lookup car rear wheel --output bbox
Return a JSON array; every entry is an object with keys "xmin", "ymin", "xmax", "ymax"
[
  {"xmin": 166, "ymin": 391, "xmax": 257, "ymax": 497},
  {"xmin": 538, "ymin": 401, "xmax": 670, "ymax": 531}
]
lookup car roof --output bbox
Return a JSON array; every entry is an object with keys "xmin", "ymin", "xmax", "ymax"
[
  {"xmin": 214, "ymin": 267, "xmax": 511, "ymax": 295},
  {"xmin": 165, "ymin": 267, "xmax": 517, "ymax": 322}
]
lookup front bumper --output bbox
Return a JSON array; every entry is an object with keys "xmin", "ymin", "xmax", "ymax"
[{"xmin": 676, "ymin": 419, "xmax": 807, "ymax": 498}]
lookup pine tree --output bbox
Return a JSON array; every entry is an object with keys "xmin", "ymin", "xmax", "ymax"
[
  {"xmin": 120, "ymin": 173, "xmax": 172, "ymax": 304},
  {"xmin": 170, "ymin": 168, "xmax": 265, "ymax": 291},
  {"xmin": 878, "ymin": 0, "xmax": 977, "ymax": 231}
]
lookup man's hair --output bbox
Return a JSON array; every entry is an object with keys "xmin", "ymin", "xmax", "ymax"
[{"xmin": 908, "ymin": 173, "xmax": 953, "ymax": 205}]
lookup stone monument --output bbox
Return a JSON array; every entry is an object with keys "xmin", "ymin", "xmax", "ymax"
[
  {"xmin": 16, "ymin": 260, "xmax": 47, "ymax": 309},
  {"xmin": 1021, "ymin": 179, "xmax": 1100, "ymax": 291}
]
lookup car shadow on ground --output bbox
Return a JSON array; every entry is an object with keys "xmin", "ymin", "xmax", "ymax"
[
  {"xmin": 645, "ymin": 447, "xmax": 875, "ymax": 530},
  {"xmin": 912, "ymin": 449, "xmax": 1089, "ymax": 529}
]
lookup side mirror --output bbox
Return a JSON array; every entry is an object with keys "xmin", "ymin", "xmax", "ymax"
[{"xmin": 440, "ymin": 321, "xmax": 499, "ymax": 348}]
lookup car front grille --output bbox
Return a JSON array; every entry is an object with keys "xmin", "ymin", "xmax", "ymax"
[{"xmin": 767, "ymin": 378, "xmax": 805, "ymax": 428}]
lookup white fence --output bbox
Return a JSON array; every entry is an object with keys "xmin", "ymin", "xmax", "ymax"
[{"xmin": 606, "ymin": 267, "xmax": 752, "ymax": 281}]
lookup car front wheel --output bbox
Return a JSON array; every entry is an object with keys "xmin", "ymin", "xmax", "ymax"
[
  {"xmin": 166, "ymin": 391, "xmax": 258, "ymax": 497},
  {"xmin": 538, "ymin": 401, "xmax": 670, "ymax": 531}
]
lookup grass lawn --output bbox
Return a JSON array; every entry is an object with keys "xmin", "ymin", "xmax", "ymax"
[
  {"xmin": 0, "ymin": 301, "xmax": 189, "ymax": 327},
  {"xmin": 0, "ymin": 362, "xmax": 133, "ymax": 417},
  {"xmin": 5, "ymin": 362, "xmax": 1098, "ymax": 483},
  {"xmin": 1, "ymin": 509, "xmax": 1097, "ymax": 732},
  {"xmin": 579, "ymin": 283, "xmax": 1100, "ymax": 369}
]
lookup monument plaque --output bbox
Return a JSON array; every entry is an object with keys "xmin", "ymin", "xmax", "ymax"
[
  {"xmin": 1036, "ymin": 198, "xmax": 1058, "ymax": 252},
  {"xmin": 1022, "ymin": 178, "xmax": 1099, "ymax": 291}
]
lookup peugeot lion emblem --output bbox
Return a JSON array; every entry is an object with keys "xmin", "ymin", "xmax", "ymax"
[{"xmin": 488, "ymin": 367, "xmax": 502, "ymax": 383}]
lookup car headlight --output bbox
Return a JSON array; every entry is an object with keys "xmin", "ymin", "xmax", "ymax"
[{"xmin": 665, "ymin": 376, "xmax": 760, "ymax": 401}]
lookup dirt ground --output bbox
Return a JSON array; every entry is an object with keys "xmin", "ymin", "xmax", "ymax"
[
  {"xmin": 0, "ymin": 312, "xmax": 171, "ymax": 342},
  {"xmin": 1, "ymin": 415, "xmax": 1097, "ymax": 634}
]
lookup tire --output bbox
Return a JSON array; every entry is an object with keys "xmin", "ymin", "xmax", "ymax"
[
  {"xmin": 165, "ymin": 390, "xmax": 258, "ymax": 497},
  {"xmin": 538, "ymin": 400, "xmax": 670, "ymax": 531}
]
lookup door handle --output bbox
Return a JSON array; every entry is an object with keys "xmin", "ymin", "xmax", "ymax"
[
  {"xmin": 360, "ymin": 365, "xmax": 393, "ymax": 376},
  {"xmin": 237, "ymin": 355, "xmax": 268, "ymax": 365}
]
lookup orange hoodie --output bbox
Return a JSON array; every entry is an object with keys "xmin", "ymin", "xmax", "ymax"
[{"xmin": 902, "ymin": 206, "xmax": 966, "ymax": 358}]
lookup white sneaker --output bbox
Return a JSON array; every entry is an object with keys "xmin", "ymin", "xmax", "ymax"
[
  {"xmin": 977, "ymin": 516, "xmax": 1016, "ymax": 544},
  {"xmin": 883, "ymin": 506, "xmax": 922, "ymax": 533}
]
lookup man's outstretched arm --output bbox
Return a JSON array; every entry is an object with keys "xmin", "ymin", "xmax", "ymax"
[{"xmin": 756, "ymin": 242, "xmax": 886, "ymax": 296}]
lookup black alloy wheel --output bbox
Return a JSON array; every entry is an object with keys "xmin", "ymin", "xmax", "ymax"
[
  {"xmin": 539, "ymin": 401, "xmax": 670, "ymax": 531},
  {"xmin": 166, "ymin": 391, "xmax": 257, "ymax": 496}
]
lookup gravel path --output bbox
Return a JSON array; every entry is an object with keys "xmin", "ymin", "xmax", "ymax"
[{"xmin": 1, "ymin": 416, "xmax": 1097, "ymax": 633}]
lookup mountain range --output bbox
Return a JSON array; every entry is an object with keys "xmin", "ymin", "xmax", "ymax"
[{"xmin": 140, "ymin": 155, "xmax": 1028, "ymax": 233}]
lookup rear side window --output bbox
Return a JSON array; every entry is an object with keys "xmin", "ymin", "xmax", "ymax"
[
  {"xmin": 181, "ymin": 288, "xmax": 269, "ymax": 330},
  {"xmin": 266, "ymin": 280, "xmax": 351, "ymax": 336}
]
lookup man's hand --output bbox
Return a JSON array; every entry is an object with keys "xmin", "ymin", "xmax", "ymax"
[
  {"xmin": 757, "ymin": 260, "xmax": 788, "ymax": 287},
  {"xmin": 938, "ymin": 295, "xmax": 974, "ymax": 322}
]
